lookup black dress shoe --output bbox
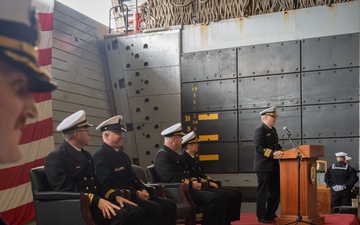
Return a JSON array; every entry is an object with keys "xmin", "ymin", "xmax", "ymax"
[
  {"xmin": 270, "ymin": 214, "xmax": 278, "ymax": 222},
  {"xmin": 258, "ymin": 218, "xmax": 271, "ymax": 223}
]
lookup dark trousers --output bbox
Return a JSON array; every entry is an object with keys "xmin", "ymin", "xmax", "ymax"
[
  {"xmin": 91, "ymin": 203, "xmax": 145, "ymax": 225},
  {"xmin": 221, "ymin": 188, "xmax": 242, "ymax": 221},
  {"xmin": 331, "ymin": 189, "xmax": 352, "ymax": 212},
  {"xmin": 190, "ymin": 189, "xmax": 217, "ymax": 225},
  {"xmin": 134, "ymin": 197, "xmax": 177, "ymax": 225},
  {"xmin": 203, "ymin": 188, "xmax": 234, "ymax": 225},
  {"xmin": 191, "ymin": 188, "xmax": 231, "ymax": 225},
  {"xmin": 256, "ymin": 169, "xmax": 280, "ymax": 220}
]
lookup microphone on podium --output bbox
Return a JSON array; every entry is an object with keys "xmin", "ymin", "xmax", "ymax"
[{"xmin": 283, "ymin": 126, "xmax": 291, "ymax": 137}]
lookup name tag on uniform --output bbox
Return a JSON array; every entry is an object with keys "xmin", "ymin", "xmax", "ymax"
[
  {"xmin": 114, "ymin": 166, "xmax": 124, "ymax": 172},
  {"xmin": 266, "ymin": 133, "xmax": 271, "ymax": 136},
  {"xmin": 75, "ymin": 166, "xmax": 81, "ymax": 169}
]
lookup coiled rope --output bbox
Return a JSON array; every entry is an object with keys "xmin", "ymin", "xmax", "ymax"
[{"xmin": 138, "ymin": 0, "xmax": 354, "ymax": 30}]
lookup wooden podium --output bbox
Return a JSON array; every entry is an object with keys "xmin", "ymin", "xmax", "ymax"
[{"xmin": 275, "ymin": 145, "xmax": 325, "ymax": 225}]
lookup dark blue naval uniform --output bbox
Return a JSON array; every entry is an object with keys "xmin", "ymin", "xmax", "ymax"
[
  {"xmin": 180, "ymin": 150, "xmax": 242, "ymax": 222},
  {"xmin": 324, "ymin": 161, "xmax": 358, "ymax": 211},
  {"xmin": 253, "ymin": 123, "xmax": 283, "ymax": 221},
  {"xmin": 45, "ymin": 141, "xmax": 145, "ymax": 225},
  {"xmin": 93, "ymin": 142, "xmax": 177, "ymax": 225},
  {"xmin": 155, "ymin": 145, "xmax": 230, "ymax": 225}
]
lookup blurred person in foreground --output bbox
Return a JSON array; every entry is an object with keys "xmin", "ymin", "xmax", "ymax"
[
  {"xmin": 0, "ymin": 0, "xmax": 56, "ymax": 164},
  {"xmin": 0, "ymin": 0, "xmax": 56, "ymax": 224}
]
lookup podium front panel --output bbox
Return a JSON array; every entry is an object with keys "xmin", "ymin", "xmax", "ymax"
[{"xmin": 279, "ymin": 158, "xmax": 319, "ymax": 218}]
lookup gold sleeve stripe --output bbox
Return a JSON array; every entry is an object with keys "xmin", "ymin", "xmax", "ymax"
[
  {"xmin": 182, "ymin": 178, "xmax": 190, "ymax": 184},
  {"xmin": 88, "ymin": 193, "xmax": 94, "ymax": 204},
  {"xmin": 105, "ymin": 189, "xmax": 115, "ymax": 199},
  {"xmin": 198, "ymin": 113, "xmax": 218, "ymax": 120},
  {"xmin": 264, "ymin": 148, "xmax": 272, "ymax": 157}
]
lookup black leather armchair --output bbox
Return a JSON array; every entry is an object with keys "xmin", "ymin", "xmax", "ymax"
[
  {"xmin": 145, "ymin": 165, "xmax": 198, "ymax": 225},
  {"xmin": 29, "ymin": 166, "xmax": 97, "ymax": 225},
  {"xmin": 132, "ymin": 164, "xmax": 194, "ymax": 225}
]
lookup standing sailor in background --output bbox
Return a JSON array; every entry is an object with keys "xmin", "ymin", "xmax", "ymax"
[
  {"xmin": 325, "ymin": 152, "xmax": 358, "ymax": 212},
  {"xmin": 345, "ymin": 155, "xmax": 359, "ymax": 205},
  {"xmin": 253, "ymin": 106, "xmax": 285, "ymax": 223},
  {"xmin": 45, "ymin": 111, "xmax": 145, "ymax": 225},
  {"xmin": 0, "ymin": 0, "xmax": 56, "ymax": 224},
  {"xmin": 93, "ymin": 115, "xmax": 177, "ymax": 225}
]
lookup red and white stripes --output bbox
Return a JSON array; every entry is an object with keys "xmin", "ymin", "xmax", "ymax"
[{"xmin": 0, "ymin": 0, "xmax": 55, "ymax": 224}]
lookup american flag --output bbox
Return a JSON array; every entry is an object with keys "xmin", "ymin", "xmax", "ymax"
[{"xmin": 0, "ymin": 0, "xmax": 55, "ymax": 224}]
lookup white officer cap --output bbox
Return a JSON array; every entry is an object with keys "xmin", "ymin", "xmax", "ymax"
[
  {"xmin": 96, "ymin": 115, "xmax": 127, "ymax": 132},
  {"xmin": 345, "ymin": 156, "xmax": 352, "ymax": 161},
  {"xmin": 181, "ymin": 131, "xmax": 199, "ymax": 145},
  {"xmin": 161, "ymin": 123, "xmax": 185, "ymax": 137},
  {"xmin": 259, "ymin": 106, "xmax": 277, "ymax": 117},
  {"xmin": 57, "ymin": 110, "xmax": 93, "ymax": 133},
  {"xmin": 0, "ymin": 0, "xmax": 56, "ymax": 92},
  {"xmin": 335, "ymin": 152, "xmax": 347, "ymax": 157}
]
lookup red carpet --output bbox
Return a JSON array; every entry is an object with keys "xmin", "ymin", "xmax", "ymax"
[{"xmin": 227, "ymin": 213, "xmax": 360, "ymax": 225}]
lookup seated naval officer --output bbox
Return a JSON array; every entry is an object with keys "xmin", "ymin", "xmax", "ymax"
[
  {"xmin": 45, "ymin": 110, "xmax": 145, "ymax": 225},
  {"xmin": 154, "ymin": 123, "xmax": 230, "ymax": 225},
  {"xmin": 324, "ymin": 152, "xmax": 358, "ymax": 212},
  {"xmin": 93, "ymin": 115, "xmax": 177, "ymax": 225},
  {"xmin": 180, "ymin": 131, "xmax": 242, "ymax": 222}
]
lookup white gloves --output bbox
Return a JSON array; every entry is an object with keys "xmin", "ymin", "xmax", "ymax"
[{"xmin": 332, "ymin": 185, "xmax": 346, "ymax": 192}]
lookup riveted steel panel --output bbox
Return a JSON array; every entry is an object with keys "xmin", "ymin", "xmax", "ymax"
[
  {"xmin": 198, "ymin": 142, "xmax": 238, "ymax": 173},
  {"xmin": 238, "ymin": 73, "xmax": 301, "ymax": 109},
  {"xmin": 302, "ymin": 33, "xmax": 359, "ymax": 71},
  {"xmin": 302, "ymin": 68, "xmax": 359, "ymax": 105},
  {"xmin": 133, "ymin": 123, "xmax": 163, "ymax": 167},
  {"xmin": 129, "ymin": 94, "xmax": 181, "ymax": 123},
  {"xmin": 239, "ymin": 107, "xmax": 302, "ymax": 141},
  {"xmin": 116, "ymin": 30, "xmax": 180, "ymax": 70},
  {"xmin": 303, "ymin": 138, "xmax": 359, "ymax": 171},
  {"xmin": 181, "ymin": 79, "xmax": 237, "ymax": 113},
  {"xmin": 124, "ymin": 66, "xmax": 180, "ymax": 97},
  {"xmin": 182, "ymin": 111, "xmax": 238, "ymax": 142},
  {"xmin": 238, "ymin": 141, "xmax": 254, "ymax": 172},
  {"xmin": 303, "ymin": 103, "xmax": 359, "ymax": 138},
  {"xmin": 238, "ymin": 40, "xmax": 300, "ymax": 77},
  {"xmin": 181, "ymin": 48, "xmax": 237, "ymax": 82}
]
